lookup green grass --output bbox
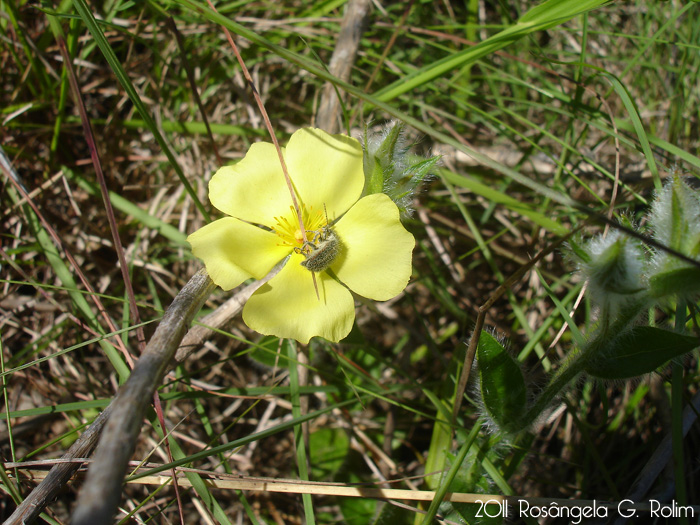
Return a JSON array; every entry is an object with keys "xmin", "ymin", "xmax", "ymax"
[{"xmin": 2, "ymin": 0, "xmax": 700, "ymax": 523}]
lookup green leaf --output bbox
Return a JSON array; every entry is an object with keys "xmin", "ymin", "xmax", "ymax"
[
  {"xmin": 444, "ymin": 446, "xmax": 504, "ymax": 525},
  {"xmin": 309, "ymin": 427, "xmax": 349, "ymax": 480},
  {"xmin": 477, "ymin": 332, "xmax": 527, "ymax": 433},
  {"xmin": 649, "ymin": 267, "xmax": 700, "ymax": 298},
  {"xmin": 373, "ymin": 501, "xmax": 414, "ymax": 525},
  {"xmin": 247, "ymin": 336, "xmax": 285, "ymax": 369},
  {"xmin": 339, "ymin": 468, "xmax": 377, "ymax": 524},
  {"xmin": 451, "ymin": 501, "xmax": 504, "ymax": 525},
  {"xmin": 567, "ymin": 237, "xmax": 591, "ymax": 264},
  {"xmin": 585, "ymin": 326, "xmax": 699, "ymax": 379},
  {"xmin": 340, "ymin": 494, "xmax": 377, "ymax": 525},
  {"xmin": 421, "ymin": 423, "xmax": 483, "ymax": 524},
  {"xmin": 423, "ymin": 399, "xmax": 453, "ymax": 490}
]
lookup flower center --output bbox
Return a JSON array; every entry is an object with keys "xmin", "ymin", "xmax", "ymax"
[
  {"xmin": 272, "ymin": 204, "xmax": 341, "ymax": 272},
  {"xmin": 272, "ymin": 204, "xmax": 324, "ymax": 247}
]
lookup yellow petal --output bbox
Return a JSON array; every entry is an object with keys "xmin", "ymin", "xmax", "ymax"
[
  {"xmin": 208, "ymin": 141, "xmax": 295, "ymax": 228},
  {"xmin": 187, "ymin": 217, "xmax": 291, "ymax": 290},
  {"xmin": 243, "ymin": 253, "xmax": 355, "ymax": 344},
  {"xmin": 331, "ymin": 193, "xmax": 414, "ymax": 301},
  {"xmin": 285, "ymin": 128, "xmax": 364, "ymax": 220}
]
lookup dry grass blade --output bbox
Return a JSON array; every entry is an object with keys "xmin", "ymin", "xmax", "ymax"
[{"xmin": 5, "ymin": 1, "xmax": 700, "ymax": 522}]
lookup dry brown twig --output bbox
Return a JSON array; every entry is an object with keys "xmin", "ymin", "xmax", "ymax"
[
  {"xmin": 7, "ymin": 270, "xmax": 214, "ymax": 525},
  {"xmin": 69, "ymin": 270, "xmax": 213, "ymax": 525},
  {"xmin": 315, "ymin": 0, "xmax": 370, "ymax": 133},
  {"xmin": 4, "ymin": 273, "xmax": 272, "ymax": 525}
]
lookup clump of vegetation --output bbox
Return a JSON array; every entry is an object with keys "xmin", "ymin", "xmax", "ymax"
[{"xmin": 2, "ymin": 1, "xmax": 699, "ymax": 524}]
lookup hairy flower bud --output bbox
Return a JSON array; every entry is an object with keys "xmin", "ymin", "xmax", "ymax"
[
  {"xmin": 647, "ymin": 177, "xmax": 700, "ymax": 298},
  {"xmin": 571, "ymin": 232, "xmax": 645, "ymax": 315},
  {"xmin": 362, "ymin": 121, "xmax": 439, "ymax": 217}
]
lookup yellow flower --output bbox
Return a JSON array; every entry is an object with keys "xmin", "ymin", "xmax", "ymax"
[{"xmin": 187, "ymin": 128, "xmax": 415, "ymax": 343}]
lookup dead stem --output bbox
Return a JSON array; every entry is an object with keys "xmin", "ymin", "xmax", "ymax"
[
  {"xmin": 70, "ymin": 269, "xmax": 215, "ymax": 525},
  {"xmin": 5, "ymin": 272, "xmax": 276, "ymax": 525}
]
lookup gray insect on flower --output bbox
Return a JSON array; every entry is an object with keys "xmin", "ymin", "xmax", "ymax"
[{"xmin": 294, "ymin": 205, "xmax": 342, "ymax": 273}]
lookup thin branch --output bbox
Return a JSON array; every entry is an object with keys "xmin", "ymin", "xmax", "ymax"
[
  {"xmin": 5, "ymin": 407, "xmax": 112, "ymax": 525},
  {"xmin": 316, "ymin": 0, "xmax": 371, "ymax": 133},
  {"xmin": 70, "ymin": 269, "xmax": 216, "ymax": 525},
  {"xmin": 451, "ymin": 230, "xmax": 579, "ymax": 424},
  {"xmin": 205, "ymin": 0, "xmax": 306, "ymax": 242},
  {"xmin": 5, "ymin": 273, "xmax": 273, "ymax": 525}
]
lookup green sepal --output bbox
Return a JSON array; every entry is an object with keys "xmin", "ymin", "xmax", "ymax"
[
  {"xmin": 477, "ymin": 331, "xmax": 527, "ymax": 433},
  {"xmin": 669, "ymin": 183, "xmax": 685, "ymax": 249},
  {"xmin": 365, "ymin": 155, "xmax": 385, "ymax": 195},
  {"xmin": 392, "ymin": 156, "xmax": 441, "ymax": 202},
  {"xmin": 651, "ymin": 177, "xmax": 700, "ymax": 255},
  {"xmin": 374, "ymin": 121, "xmax": 403, "ymax": 169},
  {"xmin": 363, "ymin": 122, "xmax": 404, "ymax": 196},
  {"xmin": 585, "ymin": 326, "xmax": 698, "ymax": 379},
  {"xmin": 567, "ymin": 237, "xmax": 591, "ymax": 264},
  {"xmin": 649, "ymin": 267, "xmax": 700, "ymax": 298}
]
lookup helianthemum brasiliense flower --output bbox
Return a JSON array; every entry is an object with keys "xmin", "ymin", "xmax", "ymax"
[{"xmin": 187, "ymin": 128, "xmax": 415, "ymax": 343}]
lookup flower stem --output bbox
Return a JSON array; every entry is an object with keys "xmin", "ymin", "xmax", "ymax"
[
  {"xmin": 520, "ymin": 299, "xmax": 647, "ymax": 430},
  {"xmin": 205, "ymin": 0, "xmax": 307, "ymax": 241}
]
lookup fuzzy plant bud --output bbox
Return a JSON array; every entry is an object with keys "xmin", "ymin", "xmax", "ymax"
[
  {"xmin": 362, "ymin": 121, "xmax": 439, "ymax": 217},
  {"xmin": 647, "ymin": 177, "xmax": 700, "ymax": 298},
  {"xmin": 570, "ymin": 231, "xmax": 646, "ymax": 316}
]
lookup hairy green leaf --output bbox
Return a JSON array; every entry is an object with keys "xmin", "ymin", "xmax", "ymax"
[
  {"xmin": 585, "ymin": 327, "xmax": 698, "ymax": 379},
  {"xmin": 477, "ymin": 332, "xmax": 527, "ymax": 433}
]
